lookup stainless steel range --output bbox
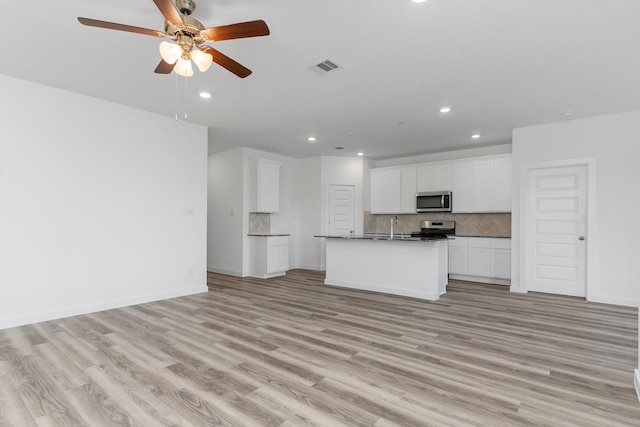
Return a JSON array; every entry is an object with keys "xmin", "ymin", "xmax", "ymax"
[{"xmin": 411, "ymin": 220, "xmax": 455, "ymax": 238}]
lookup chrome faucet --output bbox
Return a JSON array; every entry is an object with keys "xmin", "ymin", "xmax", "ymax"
[{"xmin": 390, "ymin": 215, "xmax": 398, "ymax": 239}]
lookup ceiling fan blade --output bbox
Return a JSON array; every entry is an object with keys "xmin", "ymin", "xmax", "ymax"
[
  {"xmin": 154, "ymin": 59, "xmax": 175, "ymax": 74},
  {"xmin": 200, "ymin": 46, "xmax": 252, "ymax": 78},
  {"xmin": 78, "ymin": 17, "xmax": 165, "ymax": 37},
  {"xmin": 205, "ymin": 20, "xmax": 270, "ymax": 42},
  {"xmin": 153, "ymin": 0, "xmax": 183, "ymax": 26}
]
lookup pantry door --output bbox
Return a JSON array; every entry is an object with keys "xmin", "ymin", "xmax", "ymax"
[
  {"xmin": 526, "ymin": 165, "xmax": 588, "ymax": 297},
  {"xmin": 329, "ymin": 185, "xmax": 355, "ymax": 236}
]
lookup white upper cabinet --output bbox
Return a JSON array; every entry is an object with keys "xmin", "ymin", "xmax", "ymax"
[
  {"xmin": 451, "ymin": 161, "xmax": 471, "ymax": 213},
  {"xmin": 400, "ymin": 167, "xmax": 417, "ymax": 213},
  {"xmin": 416, "ymin": 163, "xmax": 452, "ymax": 193},
  {"xmin": 371, "ymin": 166, "xmax": 416, "ymax": 214},
  {"xmin": 371, "ymin": 154, "xmax": 511, "ymax": 214},
  {"xmin": 470, "ymin": 160, "xmax": 495, "ymax": 212},
  {"xmin": 249, "ymin": 158, "xmax": 280, "ymax": 213},
  {"xmin": 451, "ymin": 154, "xmax": 512, "ymax": 213},
  {"xmin": 370, "ymin": 168, "xmax": 402, "ymax": 214},
  {"xmin": 493, "ymin": 157, "xmax": 512, "ymax": 212}
]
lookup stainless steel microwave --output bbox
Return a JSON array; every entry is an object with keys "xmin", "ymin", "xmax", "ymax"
[{"xmin": 416, "ymin": 191, "xmax": 452, "ymax": 212}]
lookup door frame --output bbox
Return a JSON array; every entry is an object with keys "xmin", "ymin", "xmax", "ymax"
[
  {"xmin": 517, "ymin": 157, "xmax": 597, "ymax": 300},
  {"xmin": 321, "ymin": 181, "xmax": 363, "ymax": 269}
]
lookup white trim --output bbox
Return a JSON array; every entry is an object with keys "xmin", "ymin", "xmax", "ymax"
[
  {"xmin": 635, "ymin": 369, "xmax": 640, "ymax": 402},
  {"xmin": 0, "ymin": 285, "xmax": 208, "ymax": 331},
  {"xmin": 517, "ymin": 157, "xmax": 597, "ymax": 299},
  {"xmin": 293, "ymin": 264, "xmax": 325, "ymax": 271},
  {"xmin": 321, "ymin": 180, "xmax": 363, "ymax": 269},
  {"xmin": 449, "ymin": 275, "xmax": 510, "ymax": 286},
  {"xmin": 207, "ymin": 266, "xmax": 243, "ymax": 277}
]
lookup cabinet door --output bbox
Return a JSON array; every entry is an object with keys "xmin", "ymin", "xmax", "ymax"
[
  {"xmin": 448, "ymin": 237, "xmax": 468, "ymax": 275},
  {"xmin": 494, "ymin": 157, "xmax": 512, "ymax": 212},
  {"xmin": 370, "ymin": 169, "xmax": 401, "ymax": 214},
  {"xmin": 251, "ymin": 159, "xmax": 280, "ymax": 213},
  {"xmin": 470, "ymin": 160, "xmax": 495, "ymax": 212},
  {"xmin": 268, "ymin": 245, "xmax": 289, "ymax": 273},
  {"xmin": 417, "ymin": 164, "xmax": 452, "ymax": 193},
  {"xmin": 492, "ymin": 249, "xmax": 511, "ymax": 279},
  {"xmin": 467, "ymin": 238, "xmax": 492, "ymax": 277},
  {"xmin": 401, "ymin": 167, "xmax": 417, "ymax": 213},
  {"xmin": 491, "ymin": 238, "xmax": 511, "ymax": 279},
  {"xmin": 261, "ymin": 161, "xmax": 280, "ymax": 213},
  {"xmin": 452, "ymin": 161, "xmax": 471, "ymax": 212}
]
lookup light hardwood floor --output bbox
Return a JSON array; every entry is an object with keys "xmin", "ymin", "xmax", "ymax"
[{"xmin": 1, "ymin": 269, "xmax": 638, "ymax": 426}]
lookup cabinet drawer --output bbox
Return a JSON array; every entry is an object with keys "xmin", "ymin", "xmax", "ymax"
[
  {"xmin": 491, "ymin": 238, "xmax": 511, "ymax": 249},
  {"xmin": 447, "ymin": 237, "xmax": 467, "ymax": 247},
  {"xmin": 468, "ymin": 238, "xmax": 491, "ymax": 248},
  {"xmin": 267, "ymin": 236, "xmax": 289, "ymax": 247}
]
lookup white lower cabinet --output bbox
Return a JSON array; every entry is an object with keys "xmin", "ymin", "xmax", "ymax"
[
  {"xmin": 447, "ymin": 237, "xmax": 468, "ymax": 275},
  {"xmin": 249, "ymin": 236, "xmax": 289, "ymax": 278},
  {"xmin": 448, "ymin": 237, "xmax": 511, "ymax": 285}
]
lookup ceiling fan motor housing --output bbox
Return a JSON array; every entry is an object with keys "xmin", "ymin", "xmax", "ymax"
[{"xmin": 176, "ymin": 0, "xmax": 196, "ymax": 15}]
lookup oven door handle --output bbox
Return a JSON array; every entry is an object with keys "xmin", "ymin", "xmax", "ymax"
[{"xmin": 441, "ymin": 195, "xmax": 445, "ymax": 207}]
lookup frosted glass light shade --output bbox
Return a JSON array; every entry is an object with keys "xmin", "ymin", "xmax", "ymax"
[
  {"xmin": 174, "ymin": 58, "xmax": 194, "ymax": 77},
  {"xmin": 159, "ymin": 41, "xmax": 181, "ymax": 64},
  {"xmin": 191, "ymin": 49, "xmax": 213, "ymax": 72}
]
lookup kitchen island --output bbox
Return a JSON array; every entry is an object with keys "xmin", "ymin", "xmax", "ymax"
[{"xmin": 316, "ymin": 235, "xmax": 449, "ymax": 301}]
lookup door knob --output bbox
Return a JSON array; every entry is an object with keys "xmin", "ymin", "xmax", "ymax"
[{"xmin": 579, "ymin": 236, "xmax": 585, "ymax": 241}]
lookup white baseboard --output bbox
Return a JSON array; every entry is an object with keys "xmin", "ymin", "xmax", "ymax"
[
  {"xmin": 207, "ymin": 266, "xmax": 242, "ymax": 277},
  {"xmin": 0, "ymin": 285, "xmax": 208, "ymax": 331},
  {"xmin": 292, "ymin": 264, "xmax": 325, "ymax": 271},
  {"xmin": 589, "ymin": 294, "xmax": 639, "ymax": 308},
  {"xmin": 449, "ymin": 274, "xmax": 511, "ymax": 286},
  {"xmin": 635, "ymin": 369, "xmax": 640, "ymax": 402}
]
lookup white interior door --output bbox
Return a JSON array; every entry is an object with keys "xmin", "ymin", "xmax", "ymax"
[
  {"xmin": 526, "ymin": 165, "xmax": 587, "ymax": 297},
  {"xmin": 329, "ymin": 185, "xmax": 355, "ymax": 236}
]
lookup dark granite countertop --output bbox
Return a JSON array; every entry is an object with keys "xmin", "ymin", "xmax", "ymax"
[
  {"xmin": 248, "ymin": 233, "xmax": 291, "ymax": 237},
  {"xmin": 315, "ymin": 234, "xmax": 448, "ymax": 242},
  {"xmin": 452, "ymin": 234, "xmax": 511, "ymax": 239}
]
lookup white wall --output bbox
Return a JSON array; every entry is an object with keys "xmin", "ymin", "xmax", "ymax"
[
  {"xmin": 297, "ymin": 157, "xmax": 323, "ymax": 270},
  {"xmin": 207, "ymin": 148, "xmax": 244, "ymax": 276},
  {"xmin": 512, "ymin": 110, "xmax": 640, "ymax": 307},
  {"xmin": 0, "ymin": 75, "xmax": 208, "ymax": 329}
]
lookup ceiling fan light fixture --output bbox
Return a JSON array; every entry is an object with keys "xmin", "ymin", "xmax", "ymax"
[
  {"xmin": 175, "ymin": 57, "xmax": 194, "ymax": 77},
  {"xmin": 191, "ymin": 49, "xmax": 213, "ymax": 72},
  {"xmin": 159, "ymin": 41, "xmax": 181, "ymax": 64}
]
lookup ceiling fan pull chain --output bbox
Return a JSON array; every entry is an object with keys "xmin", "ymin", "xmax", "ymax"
[
  {"xmin": 174, "ymin": 72, "xmax": 179, "ymax": 121},
  {"xmin": 184, "ymin": 77, "xmax": 188, "ymax": 121}
]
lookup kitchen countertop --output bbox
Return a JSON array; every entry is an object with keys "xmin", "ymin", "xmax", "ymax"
[
  {"xmin": 315, "ymin": 234, "xmax": 448, "ymax": 242},
  {"xmin": 248, "ymin": 233, "xmax": 291, "ymax": 237},
  {"xmin": 453, "ymin": 234, "xmax": 511, "ymax": 239}
]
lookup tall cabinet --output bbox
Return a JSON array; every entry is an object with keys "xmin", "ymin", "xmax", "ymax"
[{"xmin": 249, "ymin": 158, "xmax": 281, "ymax": 213}]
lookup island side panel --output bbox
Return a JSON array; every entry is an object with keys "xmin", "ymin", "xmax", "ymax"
[{"xmin": 324, "ymin": 239, "xmax": 448, "ymax": 300}]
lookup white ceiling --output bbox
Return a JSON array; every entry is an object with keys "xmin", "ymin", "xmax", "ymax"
[{"xmin": 3, "ymin": 0, "xmax": 640, "ymax": 160}]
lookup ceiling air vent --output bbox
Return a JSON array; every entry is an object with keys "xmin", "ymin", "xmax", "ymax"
[{"xmin": 309, "ymin": 59, "xmax": 342, "ymax": 76}]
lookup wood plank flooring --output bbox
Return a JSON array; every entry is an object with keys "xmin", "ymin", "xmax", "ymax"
[{"xmin": 1, "ymin": 269, "xmax": 638, "ymax": 426}]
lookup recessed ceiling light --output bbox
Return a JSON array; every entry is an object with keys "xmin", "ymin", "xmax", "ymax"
[
  {"xmin": 199, "ymin": 92, "xmax": 212, "ymax": 99},
  {"xmin": 357, "ymin": 152, "xmax": 364, "ymax": 156},
  {"xmin": 307, "ymin": 136, "xmax": 317, "ymax": 142},
  {"xmin": 471, "ymin": 134, "xmax": 481, "ymax": 139},
  {"xmin": 439, "ymin": 106, "xmax": 451, "ymax": 113},
  {"xmin": 412, "ymin": 0, "xmax": 428, "ymax": 3}
]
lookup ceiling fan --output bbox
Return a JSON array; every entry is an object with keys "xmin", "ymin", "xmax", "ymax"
[{"xmin": 78, "ymin": 0, "xmax": 269, "ymax": 78}]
